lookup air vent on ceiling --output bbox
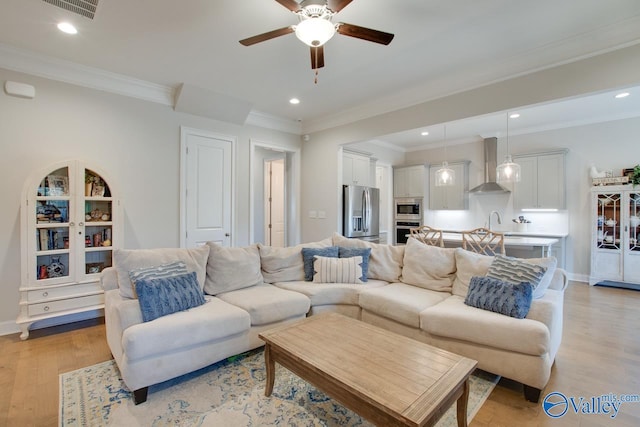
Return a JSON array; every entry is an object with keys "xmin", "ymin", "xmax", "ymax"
[{"xmin": 42, "ymin": 0, "xmax": 99, "ymax": 20}]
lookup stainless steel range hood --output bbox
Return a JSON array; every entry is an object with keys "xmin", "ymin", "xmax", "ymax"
[{"xmin": 469, "ymin": 137, "xmax": 510, "ymax": 194}]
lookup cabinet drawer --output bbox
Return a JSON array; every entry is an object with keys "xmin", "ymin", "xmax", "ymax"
[
  {"xmin": 28, "ymin": 294, "xmax": 104, "ymax": 317},
  {"xmin": 27, "ymin": 282, "xmax": 102, "ymax": 302}
]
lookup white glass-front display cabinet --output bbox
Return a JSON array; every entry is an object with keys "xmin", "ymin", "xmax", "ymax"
[
  {"xmin": 18, "ymin": 160, "xmax": 122, "ymax": 339},
  {"xmin": 590, "ymin": 185, "xmax": 640, "ymax": 285}
]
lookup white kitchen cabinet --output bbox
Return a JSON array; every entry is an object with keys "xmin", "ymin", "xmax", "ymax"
[
  {"xmin": 428, "ymin": 161, "xmax": 469, "ymax": 210},
  {"xmin": 394, "ymin": 165, "xmax": 425, "ymax": 197},
  {"xmin": 18, "ymin": 160, "xmax": 123, "ymax": 339},
  {"xmin": 343, "ymin": 151, "xmax": 372, "ymax": 187},
  {"xmin": 513, "ymin": 151, "xmax": 566, "ymax": 211},
  {"xmin": 590, "ymin": 185, "xmax": 640, "ymax": 285}
]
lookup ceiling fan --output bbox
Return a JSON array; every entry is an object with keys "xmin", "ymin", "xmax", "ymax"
[{"xmin": 239, "ymin": 0, "xmax": 394, "ymax": 81}]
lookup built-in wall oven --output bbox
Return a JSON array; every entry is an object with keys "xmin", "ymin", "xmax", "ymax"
[
  {"xmin": 394, "ymin": 198, "xmax": 423, "ymax": 244},
  {"xmin": 395, "ymin": 220, "xmax": 421, "ymax": 245},
  {"xmin": 395, "ymin": 198, "xmax": 422, "ymax": 220}
]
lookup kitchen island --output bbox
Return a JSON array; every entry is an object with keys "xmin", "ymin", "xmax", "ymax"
[{"xmin": 439, "ymin": 232, "xmax": 559, "ymax": 258}]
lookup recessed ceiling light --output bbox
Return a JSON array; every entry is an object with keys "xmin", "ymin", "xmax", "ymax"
[
  {"xmin": 509, "ymin": 113, "xmax": 520, "ymax": 119},
  {"xmin": 421, "ymin": 131, "xmax": 429, "ymax": 136},
  {"xmin": 57, "ymin": 22, "xmax": 77, "ymax": 34},
  {"xmin": 289, "ymin": 98, "xmax": 300, "ymax": 105},
  {"xmin": 615, "ymin": 92, "xmax": 630, "ymax": 99}
]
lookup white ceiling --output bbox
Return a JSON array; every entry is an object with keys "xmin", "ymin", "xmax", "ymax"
[{"xmin": 2, "ymin": 0, "xmax": 640, "ymax": 149}]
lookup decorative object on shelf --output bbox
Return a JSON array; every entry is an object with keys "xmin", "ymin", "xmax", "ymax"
[
  {"xmin": 47, "ymin": 256, "xmax": 65, "ymax": 277},
  {"xmin": 512, "ymin": 216, "xmax": 531, "ymax": 232},
  {"xmin": 496, "ymin": 112, "xmax": 521, "ymax": 183},
  {"xmin": 47, "ymin": 175, "xmax": 69, "ymax": 196},
  {"xmin": 630, "ymin": 215, "xmax": 640, "ymax": 227},
  {"xmin": 435, "ymin": 124, "xmax": 455, "ymax": 187},
  {"xmin": 86, "ymin": 262, "xmax": 104, "ymax": 274},
  {"xmin": 36, "ymin": 203, "xmax": 63, "ymax": 223},
  {"xmin": 623, "ymin": 165, "xmax": 640, "ymax": 187},
  {"xmin": 85, "ymin": 172, "xmax": 107, "ymax": 196},
  {"xmin": 605, "ymin": 218, "xmax": 617, "ymax": 227}
]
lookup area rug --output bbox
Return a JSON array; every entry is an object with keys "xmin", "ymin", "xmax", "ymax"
[{"xmin": 60, "ymin": 349, "xmax": 498, "ymax": 427}]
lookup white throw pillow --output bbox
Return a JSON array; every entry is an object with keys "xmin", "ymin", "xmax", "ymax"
[
  {"xmin": 204, "ymin": 242, "xmax": 263, "ymax": 295},
  {"xmin": 401, "ymin": 238, "xmax": 456, "ymax": 292},
  {"xmin": 114, "ymin": 246, "xmax": 210, "ymax": 299},
  {"xmin": 313, "ymin": 255, "xmax": 363, "ymax": 284},
  {"xmin": 452, "ymin": 248, "xmax": 494, "ymax": 297},
  {"xmin": 331, "ymin": 232, "xmax": 404, "ymax": 282}
]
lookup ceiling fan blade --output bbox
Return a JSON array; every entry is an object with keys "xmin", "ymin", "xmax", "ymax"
[
  {"xmin": 274, "ymin": 0, "xmax": 301, "ymax": 12},
  {"xmin": 327, "ymin": 0, "xmax": 353, "ymax": 13},
  {"xmin": 310, "ymin": 46, "xmax": 325, "ymax": 69},
  {"xmin": 336, "ymin": 23, "xmax": 394, "ymax": 45},
  {"xmin": 239, "ymin": 26, "xmax": 294, "ymax": 46}
]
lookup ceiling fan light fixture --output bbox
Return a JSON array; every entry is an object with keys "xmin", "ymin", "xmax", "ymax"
[{"xmin": 294, "ymin": 18, "xmax": 336, "ymax": 47}]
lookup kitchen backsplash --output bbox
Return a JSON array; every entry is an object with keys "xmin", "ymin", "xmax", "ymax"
[{"xmin": 423, "ymin": 193, "xmax": 569, "ymax": 235}]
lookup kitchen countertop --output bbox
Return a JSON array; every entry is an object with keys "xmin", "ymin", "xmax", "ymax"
[
  {"xmin": 440, "ymin": 232, "xmax": 559, "ymax": 248},
  {"xmin": 440, "ymin": 229, "xmax": 568, "ymax": 238}
]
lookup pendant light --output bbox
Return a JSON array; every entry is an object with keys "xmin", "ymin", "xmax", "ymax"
[
  {"xmin": 496, "ymin": 112, "xmax": 521, "ymax": 183},
  {"xmin": 435, "ymin": 124, "xmax": 455, "ymax": 186}
]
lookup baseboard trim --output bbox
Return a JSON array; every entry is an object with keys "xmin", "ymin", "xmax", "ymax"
[{"xmin": 0, "ymin": 309, "xmax": 104, "ymax": 337}]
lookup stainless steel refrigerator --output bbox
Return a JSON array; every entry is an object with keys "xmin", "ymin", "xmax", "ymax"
[{"xmin": 343, "ymin": 185, "xmax": 380, "ymax": 242}]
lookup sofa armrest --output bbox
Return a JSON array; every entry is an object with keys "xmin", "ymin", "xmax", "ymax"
[
  {"xmin": 548, "ymin": 268, "xmax": 568, "ymax": 292},
  {"xmin": 100, "ymin": 267, "xmax": 119, "ymax": 291}
]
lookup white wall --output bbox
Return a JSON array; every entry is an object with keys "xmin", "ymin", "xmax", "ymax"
[{"xmin": 0, "ymin": 67, "xmax": 301, "ymax": 330}]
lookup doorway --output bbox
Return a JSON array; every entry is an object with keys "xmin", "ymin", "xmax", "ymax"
[
  {"xmin": 250, "ymin": 142, "xmax": 300, "ymax": 246},
  {"xmin": 264, "ymin": 158, "xmax": 286, "ymax": 247}
]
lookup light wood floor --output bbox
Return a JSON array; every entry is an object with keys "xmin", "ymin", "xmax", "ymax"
[{"xmin": 1, "ymin": 282, "xmax": 639, "ymax": 427}]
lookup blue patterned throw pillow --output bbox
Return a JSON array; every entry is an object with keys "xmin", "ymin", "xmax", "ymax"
[
  {"xmin": 464, "ymin": 276, "xmax": 533, "ymax": 319},
  {"xmin": 135, "ymin": 271, "xmax": 206, "ymax": 322},
  {"xmin": 301, "ymin": 246, "xmax": 339, "ymax": 281},
  {"xmin": 338, "ymin": 247, "xmax": 372, "ymax": 282}
]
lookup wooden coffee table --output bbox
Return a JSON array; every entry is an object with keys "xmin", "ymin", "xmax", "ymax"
[{"xmin": 259, "ymin": 312, "xmax": 478, "ymax": 427}]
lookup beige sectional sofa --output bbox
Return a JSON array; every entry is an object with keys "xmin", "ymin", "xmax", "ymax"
[{"xmin": 101, "ymin": 233, "xmax": 567, "ymax": 404}]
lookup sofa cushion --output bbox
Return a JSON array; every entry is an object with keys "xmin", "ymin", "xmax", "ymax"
[
  {"xmin": 301, "ymin": 246, "xmax": 339, "ymax": 281},
  {"xmin": 359, "ymin": 283, "xmax": 450, "ymax": 328},
  {"xmin": 135, "ymin": 271, "xmax": 206, "ymax": 322},
  {"xmin": 217, "ymin": 283, "xmax": 310, "ymax": 326},
  {"xmin": 332, "ymin": 233, "xmax": 404, "ymax": 282},
  {"xmin": 204, "ymin": 242, "xmax": 263, "ymax": 295},
  {"xmin": 464, "ymin": 276, "xmax": 533, "ymax": 319},
  {"xmin": 114, "ymin": 246, "xmax": 210, "ymax": 299},
  {"xmin": 122, "ymin": 297, "xmax": 251, "ymax": 362},
  {"xmin": 258, "ymin": 238, "xmax": 332, "ymax": 283},
  {"xmin": 452, "ymin": 248, "xmax": 494, "ymax": 297},
  {"xmin": 401, "ymin": 238, "xmax": 456, "ymax": 292},
  {"xmin": 273, "ymin": 279, "xmax": 388, "ymax": 306},
  {"xmin": 338, "ymin": 247, "xmax": 372, "ymax": 282},
  {"xmin": 420, "ymin": 295, "xmax": 550, "ymax": 356}
]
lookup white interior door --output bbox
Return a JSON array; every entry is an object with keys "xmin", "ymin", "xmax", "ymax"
[
  {"xmin": 265, "ymin": 158, "xmax": 286, "ymax": 247},
  {"xmin": 181, "ymin": 128, "xmax": 234, "ymax": 247}
]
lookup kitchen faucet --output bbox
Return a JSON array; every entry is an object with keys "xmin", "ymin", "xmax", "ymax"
[{"xmin": 488, "ymin": 211, "xmax": 502, "ymax": 231}]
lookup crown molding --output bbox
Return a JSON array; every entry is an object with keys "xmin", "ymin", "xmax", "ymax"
[
  {"xmin": 0, "ymin": 43, "xmax": 175, "ymax": 105},
  {"xmin": 0, "ymin": 43, "xmax": 301, "ymax": 134},
  {"xmin": 245, "ymin": 109, "xmax": 302, "ymax": 134}
]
